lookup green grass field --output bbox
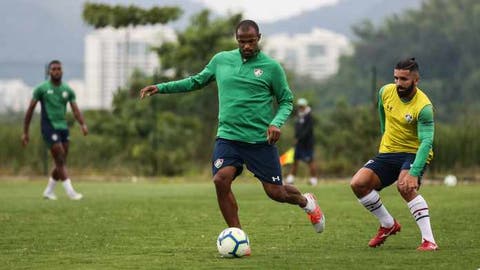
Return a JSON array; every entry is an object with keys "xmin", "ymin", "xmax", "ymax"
[{"xmin": 0, "ymin": 179, "xmax": 478, "ymax": 269}]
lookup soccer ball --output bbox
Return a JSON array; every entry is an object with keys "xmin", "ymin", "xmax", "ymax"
[
  {"xmin": 444, "ymin": 174, "xmax": 457, "ymax": 187},
  {"xmin": 216, "ymin": 227, "xmax": 251, "ymax": 258}
]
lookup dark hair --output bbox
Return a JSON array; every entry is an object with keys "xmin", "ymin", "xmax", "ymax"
[
  {"xmin": 235, "ymin": 20, "xmax": 259, "ymax": 34},
  {"xmin": 48, "ymin": 60, "xmax": 62, "ymax": 69},
  {"xmin": 395, "ymin": 57, "xmax": 419, "ymax": 72}
]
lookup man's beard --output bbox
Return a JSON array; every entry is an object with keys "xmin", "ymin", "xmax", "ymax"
[
  {"xmin": 396, "ymin": 82, "xmax": 415, "ymax": 98},
  {"xmin": 240, "ymin": 48, "xmax": 258, "ymax": 59},
  {"xmin": 51, "ymin": 75, "xmax": 62, "ymax": 83}
]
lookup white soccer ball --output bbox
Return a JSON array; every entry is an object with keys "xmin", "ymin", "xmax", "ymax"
[
  {"xmin": 216, "ymin": 227, "xmax": 251, "ymax": 258},
  {"xmin": 444, "ymin": 174, "xmax": 458, "ymax": 187}
]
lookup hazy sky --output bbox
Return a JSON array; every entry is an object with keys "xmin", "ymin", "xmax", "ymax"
[{"xmin": 196, "ymin": 0, "xmax": 339, "ymax": 22}]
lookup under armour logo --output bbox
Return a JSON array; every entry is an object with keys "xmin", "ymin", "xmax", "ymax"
[{"xmin": 272, "ymin": 176, "xmax": 281, "ymax": 182}]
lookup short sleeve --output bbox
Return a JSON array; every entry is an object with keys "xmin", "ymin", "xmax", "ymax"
[
  {"xmin": 32, "ymin": 85, "xmax": 43, "ymax": 101},
  {"xmin": 67, "ymin": 86, "xmax": 76, "ymax": 103}
]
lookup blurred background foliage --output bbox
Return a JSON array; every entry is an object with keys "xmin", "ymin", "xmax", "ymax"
[{"xmin": 2, "ymin": 0, "xmax": 478, "ymax": 180}]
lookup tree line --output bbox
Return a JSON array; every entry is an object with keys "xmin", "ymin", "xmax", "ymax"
[{"xmin": 1, "ymin": 0, "xmax": 478, "ymax": 180}]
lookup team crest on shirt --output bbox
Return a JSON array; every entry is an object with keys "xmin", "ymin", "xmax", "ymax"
[
  {"xmin": 253, "ymin": 68, "xmax": 263, "ymax": 77},
  {"xmin": 214, "ymin": 158, "xmax": 224, "ymax": 169},
  {"xmin": 404, "ymin": 113, "xmax": 414, "ymax": 123},
  {"xmin": 62, "ymin": 91, "xmax": 68, "ymax": 99}
]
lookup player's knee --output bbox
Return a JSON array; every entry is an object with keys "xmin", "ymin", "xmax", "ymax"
[
  {"xmin": 350, "ymin": 176, "xmax": 365, "ymax": 192},
  {"xmin": 54, "ymin": 155, "xmax": 66, "ymax": 166},
  {"xmin": 350, "ymin": 175, "xmax": 377, "ymax": 197},
  {"xmin": 212, "ymin": 173, "xmax": 232, "ymax": 189},
  {"xmin": 397, "ymin": 185, "xmax": 416, "ymax": 201}
]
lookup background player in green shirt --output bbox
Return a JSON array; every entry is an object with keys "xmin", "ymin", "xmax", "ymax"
[
  {"xmin": 140, "ymin": 20, "xmax": 325, "ymax": 234},
  {"xmin": 350, "ymin": 58, "xmax": 438, "ymax": 251},
  {"xmin": 22, "ymin": 60, "xmax": 88, "ymax": 200}
]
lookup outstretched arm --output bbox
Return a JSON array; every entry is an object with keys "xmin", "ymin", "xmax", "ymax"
[
  {"xmin": 70, "ymin": 102, "xmax": 88, "ymax": 136},
  {"xmin": 140, "ymin": 55, "xmax": 217, "ymax": 99},
  {"xmin": 22, "ymin": 100, "xmax": 38, "ymax": 146},
  {"xmin": 140, "ymin": 69, "xmax": 215, "ymax": 99},
  {"xmin": 140, "ymin": 85, "xmax": 159, "ymax": 99}
]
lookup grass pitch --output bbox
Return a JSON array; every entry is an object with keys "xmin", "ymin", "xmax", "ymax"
[{"xmin": 0, "ymin": 179, "xmax": 478, "ymax": 269}]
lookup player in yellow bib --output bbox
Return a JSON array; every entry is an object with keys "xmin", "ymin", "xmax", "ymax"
[{"xmin": 350, "ymin": 58, "xmax": 438, "ymax": 251}]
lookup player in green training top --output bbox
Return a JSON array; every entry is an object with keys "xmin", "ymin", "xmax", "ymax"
[
  {"xmin": 350, "ymin": 58, "xmax": 438, "ymax": 251},
  {"xmin": 22, "ymin": 60, "xmax": 88, "ymax": 200},
  {"xmin": 140, "ymin": 20, "xmax": 325, "ymax": 234}
]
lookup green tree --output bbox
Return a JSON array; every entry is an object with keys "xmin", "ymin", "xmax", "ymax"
[
  {"xmin": 80, "ymin": 5, "xmax": 243, "ymax": 175},
  {"xmin": 314, "ymin": 101, "xmax": 379, "ymax": 176},
  {"xmin": 304, "ymin": 0, "xmax": 480, "ymax": 176},
  {"xmin": 318, "ymin": 0, "xmax": 480, "ymax": 122},
  {"xmin": 82, "ymin": 3, "xmax": 182, "ymax": 28},
  {"xmin": 151, "ymin": 10, "xmax": 242, "ymax": 162}
]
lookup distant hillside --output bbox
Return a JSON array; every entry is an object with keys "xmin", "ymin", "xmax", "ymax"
[
  {"xmin": 262, "ymin": 0, "xmax": 422, "ymax": 37},
  {"xmin": 0, "ymin": 0, "xmax": 205, "ymax": 85},
  {"xmin": 0, "ymin": 0, "xmax": 421, "ymax": 85}
]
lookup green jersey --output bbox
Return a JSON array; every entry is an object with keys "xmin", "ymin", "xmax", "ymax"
[
  {"xmin": 156, "ymin": 49, "xmax": 294, "ymax": 143},
  {"xmin": 32, "ymin": 80, "xmax": 76, "ymax": 130}
]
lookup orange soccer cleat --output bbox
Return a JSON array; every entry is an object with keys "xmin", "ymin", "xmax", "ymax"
[{"xmin": 304, "ymin": 193, "xmax": 325, "ymax": 233}]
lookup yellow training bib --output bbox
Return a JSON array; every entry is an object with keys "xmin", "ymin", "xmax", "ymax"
[{"xmin": 379, "ymin": 84, "xmax": 433, "ymax": 161}]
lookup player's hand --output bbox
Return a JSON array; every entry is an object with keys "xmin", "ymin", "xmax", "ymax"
[
  {"xmin": 405, "ymin": 173, "xmax": 419, "ymax": 191},
  {"xmin": 140, "ymin": 85, "xmax": 159, "ymax": 99},
  {"xmin": 399, "ymin": 173, "xmax": 419, "ymax": 193},
  {"xmin": 81, "ymin": 124, "xmax": 89, "ymax": 136},
  {"xmin": 21, "ymin": 133, "xmax": 29, "ymax": 147},
  {"xmin": 267, "ymin": 125, "xmax": 281, "ymax": 144}
]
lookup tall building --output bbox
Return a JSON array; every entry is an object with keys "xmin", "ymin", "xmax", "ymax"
[
  {"xmin": 0, "ymin": 79, "xmax": 31, "ymax": 113},
  {"xmin": 85, "ymin": 25, "xmax": 176, "ymax": 109},
  {"xmin": 67, "ymin": 79, "xmax": 86, "ymax": 108},
  {"xmin": 0, "ymin": 79, "xmax": 87, "ymax": 113},
  {"xmin": 262, "ymin": 28, "xmax": 352, "ymax": 80}
]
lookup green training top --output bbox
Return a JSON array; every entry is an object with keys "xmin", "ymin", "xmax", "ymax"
[
  {"xmin": 155, "ymin": 49, "xmax": 294, "ymax": 143},
  {"xmin": 32, "ymin": 80, "xmax": 76, "ymax": 130}
]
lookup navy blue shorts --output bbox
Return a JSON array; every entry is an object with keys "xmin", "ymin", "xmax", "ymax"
[
  {"xmin": 294, "ymin": 145, "xmax": 314, "ymax": 163},
  {"xmin": 364, "ymin": 153, "xmax": 427, "ymax": 190},
  {"xmin": 41, "ymin": 121, "xmax": 69, "ymax": 147},
  {"xmin": 212, "ymin": 138, "xmax": 283, "ymax": 185}
]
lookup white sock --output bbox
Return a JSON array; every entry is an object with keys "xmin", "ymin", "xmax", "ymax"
[
  {"xmin": 62, "ymin": 179, "xmax": 76, "ymax": 195},
  {"xmin": 408, "ymin": 195, "xmax": 435, "ymax": 244},
  {"xmin": 303, "ymin": 194, "xmax": 316, "ymax": 213},
  {"xmin": 309, "ymin": 177, "xmax": 318, "ymax": 185},
  {"xmin": 285, "ymin": 174, "xmax": 295, "ymax": 184},
  {"xmin": 359, "ymin": 190, "xmax": 394, "ymax": 228},
  {"xmin": 44, "ymin": 177, "xmax": 57, "ymax": 194}
]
